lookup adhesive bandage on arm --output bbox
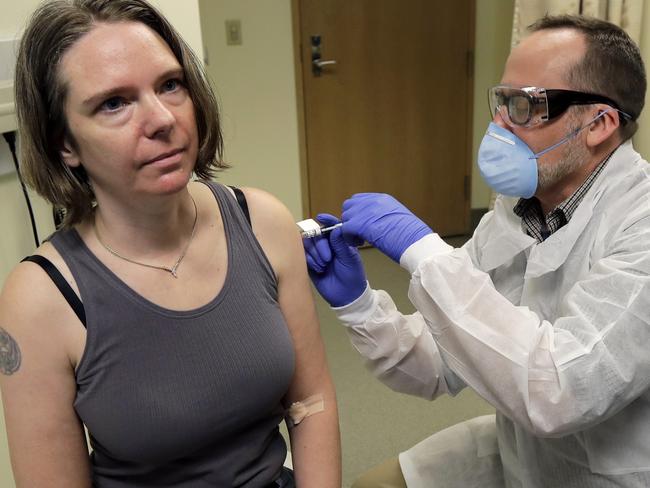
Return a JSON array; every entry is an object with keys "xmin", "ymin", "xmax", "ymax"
[{"xmin": 285, "ymin": 393, "xmax": 325, "ymax": 428}]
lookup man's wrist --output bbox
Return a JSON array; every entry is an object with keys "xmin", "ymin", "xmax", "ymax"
[
  {"xmin": 399, "ymin": 233, "xmax": 454, "ymax": 274},
  {"xmin": 332, "ymin": 282, "xmax": 377, "ymax": 325}
]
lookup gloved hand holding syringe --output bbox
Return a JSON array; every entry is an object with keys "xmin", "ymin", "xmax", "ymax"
[
  {"xmin": 296, "ymin": 218, "xmax": 343, "ymax": 239},
  {"xmin": 299, "ymin": 213, "xmax": 367, "ymax": 307}
]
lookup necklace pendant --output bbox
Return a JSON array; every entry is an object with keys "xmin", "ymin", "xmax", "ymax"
[{"xmin": 94, "ymin": 192, "xmax": 197, "ymax": 280}]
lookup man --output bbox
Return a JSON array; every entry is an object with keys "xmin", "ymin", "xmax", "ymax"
[{"xmin": 305, "ymin": 15, "xmax": 650, "ymax": 487}]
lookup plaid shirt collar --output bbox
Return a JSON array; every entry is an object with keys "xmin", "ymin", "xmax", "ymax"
[{"xmin": 513, "ymin": 153, "xmax": 612, "ymax": 242}]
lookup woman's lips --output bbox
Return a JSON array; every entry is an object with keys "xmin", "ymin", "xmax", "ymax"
[{"xmin": 143, "ymin": 147, "xmax": 184, "ymax": 167}]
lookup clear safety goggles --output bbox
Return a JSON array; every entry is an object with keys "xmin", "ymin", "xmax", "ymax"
[{"xmin": 488, "ymin": 85, "xmax": 631, "ymax": 128}]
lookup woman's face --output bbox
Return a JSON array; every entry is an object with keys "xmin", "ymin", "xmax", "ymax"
[{"xmin": 58, "ymin": 21, "xmax": 199, "ymax": 202}]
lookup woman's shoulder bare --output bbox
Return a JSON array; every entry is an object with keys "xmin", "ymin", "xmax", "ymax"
[
  {"xmin": 0, "ymin": 240, "xmax": 78, "ymax": 334},
  {"xmin": 237, "ymin": 187, "xmax": 303, "ymax": 275},
  {"xmin": 238, "ymin": 186, "xmax": 296, "ymax": 233}
]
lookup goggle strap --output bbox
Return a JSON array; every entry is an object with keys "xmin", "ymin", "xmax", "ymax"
[{"xmin": 528, "ymin": 110, "xmax": 611, "ymax": 159}]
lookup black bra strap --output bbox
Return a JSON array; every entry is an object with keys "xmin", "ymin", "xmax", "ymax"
[
  {"xmin": 21, "ymin": 255, "xmax": 87, "ymax": 328},
  {"xmin": 229, "ymin": 185, "xmax": 251, "ymax": 227}
]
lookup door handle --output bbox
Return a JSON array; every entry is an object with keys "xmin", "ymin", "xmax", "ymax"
[
  {"xmin": 311, "ymin": 35, "xmax": 337, "ymax": 76},
  {"xmin": 312, "ymin": 59, "xmax": 337, "ymax": 71}
]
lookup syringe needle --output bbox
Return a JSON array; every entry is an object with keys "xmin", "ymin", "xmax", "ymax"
[{"xmin": 319, "ymin": 223, "xmax": 343, "ymax": 234}]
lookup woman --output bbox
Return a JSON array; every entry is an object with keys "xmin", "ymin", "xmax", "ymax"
[{"xmin": 0, "ymin": 0, "xmax": 340, "ymax": 486}]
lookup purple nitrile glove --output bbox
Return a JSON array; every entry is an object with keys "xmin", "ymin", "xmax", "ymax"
[
  {"xmin": 303, "ymin": 213, "xmax": 367, "ymax": 307},
  {"xmin": 341, "ymin": 193, "xmax": 432, "ymax": 262}
]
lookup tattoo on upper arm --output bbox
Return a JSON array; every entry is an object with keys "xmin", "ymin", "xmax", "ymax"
[{"xmin": 0, "ymin": 326, "xmax": 21, "ymax": 375}]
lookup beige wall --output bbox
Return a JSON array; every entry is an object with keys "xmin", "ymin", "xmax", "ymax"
[
  {"xmin": 153, "ymin": 0, "xmax": 204, "ymax": 62},
  {"xmin": 198, "ymin": 0, "xmax": 304, "ymax": 219},
  {"xmin": 0, "ymin": 2, "xmax": 41, "ymax": 38}
]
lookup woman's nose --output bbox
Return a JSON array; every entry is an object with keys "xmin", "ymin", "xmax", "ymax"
[{"xmin": 142, "ymin": 94, "xmax": 175, "ymax": 138}]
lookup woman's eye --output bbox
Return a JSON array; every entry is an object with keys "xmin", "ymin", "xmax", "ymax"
[
  {"xmin": 162, "ymin": 79, "xmax": 182, "ymax": 93},
  {"xmin": 99, "ymin": 97, "xmax": 126, "ymax": 113}
]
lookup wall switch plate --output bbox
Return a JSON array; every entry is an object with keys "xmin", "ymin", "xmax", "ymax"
[{"xmin": 225, "ymin": 19, "xmax": 242, "ymax": 46}]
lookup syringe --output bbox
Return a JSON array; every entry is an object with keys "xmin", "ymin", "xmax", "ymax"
[{"xmin": 296, "ymin": 218, "xmax": 343, "ymax": 239}]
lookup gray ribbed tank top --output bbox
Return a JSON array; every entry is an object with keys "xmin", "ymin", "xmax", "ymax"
[{"xmin": 49, "ymin": 182, "xmax": 295, "ymax": 487}]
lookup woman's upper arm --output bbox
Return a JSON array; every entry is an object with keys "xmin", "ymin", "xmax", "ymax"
[
  {"xmin": 243, "ymin": 188, "xmax": 341, "ymax": 486},
  {"xmin": 242, "ymin": 188, "xmax": 335, "ymax": 402},
  {"xmin": 0, "ymin": 263, "xmax": 91, "ymax": 487}
]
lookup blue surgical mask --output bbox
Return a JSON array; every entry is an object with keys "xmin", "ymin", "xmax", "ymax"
[{"xmin": 478, "ymin": 111, "xmax": 610, "ymax": 198}]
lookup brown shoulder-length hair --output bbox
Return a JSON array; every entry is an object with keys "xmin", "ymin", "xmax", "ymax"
[{"xmin": 16, "ymin": 0, "xmax": 226, "ymax": 228}]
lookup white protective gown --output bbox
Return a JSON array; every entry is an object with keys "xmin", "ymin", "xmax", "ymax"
[{"xmin": 335, "ymin": 141, "xmax": 650, "ymax": 487}]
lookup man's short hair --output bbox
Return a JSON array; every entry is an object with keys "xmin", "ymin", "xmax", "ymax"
[
  {"xmin": 15, "ymin": 0, "xmax": 226, "ymax": 227},
  {"xmin": 529, "ymin": 15, "xmax": 646, "ymax": 141}
]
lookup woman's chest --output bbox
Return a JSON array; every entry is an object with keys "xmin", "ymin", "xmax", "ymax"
[{"xmin": 74, "ymin": 291, "xmax": 295, "ymax": 464}]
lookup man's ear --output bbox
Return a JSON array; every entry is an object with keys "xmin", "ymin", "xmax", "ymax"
[
  {"xmin": 586, "ymin": 105, "xmax": 620, "ymax": 147},
  {"xmin": 60, "ymin": 138, "xmax": 81, "ymax": 168}
]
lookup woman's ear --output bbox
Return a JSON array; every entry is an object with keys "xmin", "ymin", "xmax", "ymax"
[
  {"xmin": 60, "ymin": 139, "xmax": 81, "ymax": 168},
  {"xmin": 586, "ymin": 105, "xmax": 620, "ymax": 147}
]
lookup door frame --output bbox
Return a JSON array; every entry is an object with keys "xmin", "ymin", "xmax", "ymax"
[{"xmin": 291, "ymin": 0, "xmax": 476, "ymax": 230}]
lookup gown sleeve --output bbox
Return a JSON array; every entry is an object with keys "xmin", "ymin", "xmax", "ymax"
[
  {"xmin": 333, "ymin": 284, "xmax": 465, "ymax": 400},
  {"xmin": 400, "ymin": 225, "xmax": 650, "ymax": 437}
]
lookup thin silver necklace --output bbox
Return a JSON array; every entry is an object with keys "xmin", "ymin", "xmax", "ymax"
[{"xmin": 94, "ymin": 194, "xmax": 198, "ymax": 278}]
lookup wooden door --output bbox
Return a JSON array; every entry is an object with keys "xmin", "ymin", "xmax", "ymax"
[{"xmin": 295, "ymin": 0, "xmax": 475, "ymax": 236}]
